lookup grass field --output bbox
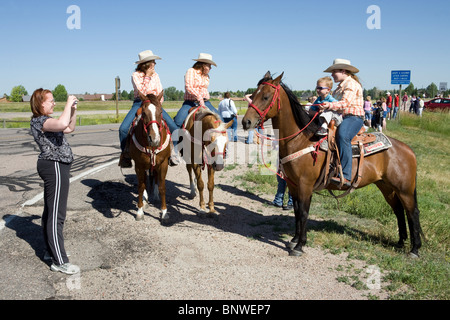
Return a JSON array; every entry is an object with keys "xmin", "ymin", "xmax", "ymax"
[{"xmin": 235, "ymin": 110, "xmax": 449, "ymax": 300}]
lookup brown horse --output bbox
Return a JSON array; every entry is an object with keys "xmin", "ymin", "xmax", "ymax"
[
  {"xmin": 242, "ymin": 72, "xmax": 423, "ymax": 257},
  {"xmin": 129, "ymin": 92, "xmax": 171, "ymax": 222},
  {"xmin": 181, "ymin": 107, "xmax": 233, "ymax": 213}
]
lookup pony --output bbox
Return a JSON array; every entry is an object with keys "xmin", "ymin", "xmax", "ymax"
[
  {"xmin": 181, "ymin": 107, "xmax": 233, "ymax": 213},
  {"xmin": 242, "ymin": 72, "xmax": 423, "ymax": 257},
  {"xmin": 129, "ymin": 92, "xmax": 171, "ymax": 222}
]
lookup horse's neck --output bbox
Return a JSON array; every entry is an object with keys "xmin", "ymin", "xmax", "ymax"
[{"xmin": 272, "ymin": 97, "xmax": 312, "ymax": 152}]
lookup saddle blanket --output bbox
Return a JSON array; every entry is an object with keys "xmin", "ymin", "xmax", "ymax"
[{"xmin": 320, "ymin": 132, "xmax": 392, "ymax": 158}]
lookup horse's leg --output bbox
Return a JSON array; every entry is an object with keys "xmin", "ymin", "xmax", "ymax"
[
  {"xmin": 186, "ymin": 164, "xmax": 196, "ymax": 199},
  {"xmin": 158, "ymin": 162, "xmax": 169, "ymax": 221},
  {"xmin": 289, "ymin": 193, "xmax": 313, "ymax": 256},
  {"xmin": 375, "ymin": 182, "xmax": 408, "ymax": 248},
  {"xmin": 206, "ymin": 166, "xmax": 215, "ymax": 213},
  {"xmin": 193, "ymin": 165, "xmax": 206, "ymax": 211},
  {"xmin": 401, "ymin": 187, "xmax": 422, "ymax": 257},
  {"xmin": 135, "ymin": 166, "xmax": 146, "ymax": 221}
]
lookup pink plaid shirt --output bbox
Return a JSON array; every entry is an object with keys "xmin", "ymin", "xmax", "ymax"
[
  {"xmin": 328, "ymin": 76, "xmax": 364, "ymax": 117},
  {"xmin": 184, "ymin": 68, "xmax": 210, "ymax": 102},
  {"xmin": 132, "ymin": 71, "xmax": 164, "ymax": 103}
]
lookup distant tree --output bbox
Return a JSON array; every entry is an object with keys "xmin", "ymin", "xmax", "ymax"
[
  {"xmin": 426, "ymin": 82, "xmax": 438, "ymax": 98},
  {"xmin": 405, "ymin": 83, "xmax": 416, "ymax": 96},
  {"xmin": 164, "ymin": 86, "xmax": 184, "ymax": 101},
  {"xmin": 121, "ymin": 90, "xmax": 129, "ymax": 100},
  {"xmin": 53, "ymin": 84, "xmax": 68, "ymax": 102},
  {"xmin": 10, "ymin": 85, "xmax": 28, "ymax": 102}
]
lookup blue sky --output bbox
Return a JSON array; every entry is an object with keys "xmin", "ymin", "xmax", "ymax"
[{"xmin": 1, "ymin": 0, "xmax": 449, "ymax": 95}]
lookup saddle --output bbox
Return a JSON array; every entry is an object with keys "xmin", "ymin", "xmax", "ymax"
[{"xmin": 317, "ymin": 120, "xmax": 391, "ymax": 197}]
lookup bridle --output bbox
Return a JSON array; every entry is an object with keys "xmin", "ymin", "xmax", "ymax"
[
  {"xmin": 248, "ymin": 82, "xmax": 281, "ymax": 130},
  {"xmin": 142, "ymin": 100, "xmax": 163, "ymax": 139}
]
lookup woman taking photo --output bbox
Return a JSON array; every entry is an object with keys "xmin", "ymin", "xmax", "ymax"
[
  {"xmin": 319, "ymin": 58, "xmax": 364, "ymax": 188},
  {"xmin": 30, "ymin": 88, "xmax": 80, "ymax": 274}
]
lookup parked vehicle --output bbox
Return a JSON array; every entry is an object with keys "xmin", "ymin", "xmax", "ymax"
[{"xmin": 424, "ymin": 98, "xmax": 450, "ymax": 111}]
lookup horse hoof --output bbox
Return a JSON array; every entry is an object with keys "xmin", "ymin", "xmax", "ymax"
[
  {"xmin": 408, "ymin": 252, "xmax": 419, "ymax": 259},
  {"xmin": 161, "ymin": 209, "xmax": 169, "ymax": 221},
  {"xmin": 289, "ymin": 249, "xmax": 304, "ymax": 257},
  {"xmin": 286, "ymin": 241, "xmax": 298, "ymax": 250},
  {"xmin": 136, "ymin": 208, "xmax": 144, "ymax": 221}
]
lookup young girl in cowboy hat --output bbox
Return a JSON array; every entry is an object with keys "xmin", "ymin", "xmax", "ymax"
[
  {"xmin": 119, "ymin": 50, "xmax": 179, "ymax": 168},
  {"xmin": 319, "ymin": 58, "xmax": 364, "ymax": 188}
]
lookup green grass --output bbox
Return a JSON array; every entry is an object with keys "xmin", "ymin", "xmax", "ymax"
[{"xmin": 235, "ymin": 110, "xmax": 450, "ymax": 300}]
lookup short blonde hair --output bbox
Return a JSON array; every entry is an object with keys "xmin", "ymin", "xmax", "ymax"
[{"xmin": 317, "ymin": 76, "xmax": 333, "ymax": 89}]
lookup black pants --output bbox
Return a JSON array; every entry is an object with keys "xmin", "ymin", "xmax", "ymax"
[{"xmin": 37, "ymin": 159, "xmax": 71, "ymax": 265}]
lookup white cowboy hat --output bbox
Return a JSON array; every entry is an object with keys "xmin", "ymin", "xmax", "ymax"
[
  {"xmin": 324, "ymin": 58, "xmax": 359, "ymax": 74},
  {"xmin": 193, "ymin": 53, "xmax": 217, "ymax": 67},
  {"xmin": 135, "ymin": 50, "xmax": 161, "ymax": 64}
]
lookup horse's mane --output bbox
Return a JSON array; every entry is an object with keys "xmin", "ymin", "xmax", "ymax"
[{"xmin": 257, "ymin": 74, "xmax": 321, "ymax": 134}]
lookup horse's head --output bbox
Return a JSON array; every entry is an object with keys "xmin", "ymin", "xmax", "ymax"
[
  {"xmin": 139, "ymin": 91, "xmax": 164, "ymax": 147},
  {"xmin": 195, "ymin": 111, "xmax": 233, "ymax": 171},
  {"xmin": 242, "ymin": 71, "xmax": 284, "ymax": 130}
]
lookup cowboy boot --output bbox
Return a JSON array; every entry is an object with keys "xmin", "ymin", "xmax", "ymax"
[{"xmin": 119, "ymin": 133, "xmax": 132, "ymax": 168}]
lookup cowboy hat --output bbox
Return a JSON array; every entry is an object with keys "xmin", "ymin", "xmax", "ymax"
[
  {"xmin": 323, "ymin": 58, "xmax": 359, "ymax": 74},
  {"xmin": 193, "ymin": 53, "xmax": 217, "ymax": 67},
  {"xmin": 135, "ymin": 50, "xmax": 161, "ymax": 65}
]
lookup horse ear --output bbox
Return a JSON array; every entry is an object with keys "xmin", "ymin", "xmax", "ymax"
[
  {"xmin": 273, "ymin": 72, "xmax": 284, "ymax": 85},
  {"xmin": 157, "ymin": 90, "xmax": 164, "ymax": 103},
  {"xmin": 264, "ymin": 71, "xmax": 272, "ymax": 80}
]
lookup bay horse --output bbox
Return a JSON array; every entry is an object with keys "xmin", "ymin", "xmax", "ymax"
[
  {"xmin": 129, "ymin": 92, "xmax": 171, "ymax": 222},
  {"xmin": 242, "ymin": 72, "xmax": 423, "ymax": 257},
  {"xmin": 181, "ymin": 107, "xmax": 233, "ymax": 213}
]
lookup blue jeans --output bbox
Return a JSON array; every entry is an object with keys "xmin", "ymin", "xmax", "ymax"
[
  {"xmin": 273, "ymin": 175, "xmax": 293, "ymax": 206},
  {"xmin": 337, "ymin": 115, "xmax": 363, "ymax": 180},
  {"xmin": 119, "ymin": 100, "xmax": 179, "ymax": 152},
  {"xmin": 246, "ymin": 127, "xmax": 261, "ymax": 143},
  {"xmin": 392, "ymin": 106, "xmax": 399, "ymax": 119},
  {"xmin": 162, "ymin": 108, "xmax": 178, "ymax": 135},
  {"xmin": 173, "ymin": 100, "xmax": 220, "ymax": 129},
  {"xmin": 223, "ymin": 116, "xmax": 238, "ymax": 141},
  {"xmin": 119, "ymin": 100, "xmax": 142, "ymax": 152}
]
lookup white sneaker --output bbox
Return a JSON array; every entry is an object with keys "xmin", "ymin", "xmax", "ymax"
[{"xmin": 51, "ymin": 263, "xmax": 80, "ymax": 275}]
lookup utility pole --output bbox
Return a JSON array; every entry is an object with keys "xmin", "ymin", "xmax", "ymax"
[{"xmin": 115, "ymin": 76, "xmax": 120, "ymax": 119}]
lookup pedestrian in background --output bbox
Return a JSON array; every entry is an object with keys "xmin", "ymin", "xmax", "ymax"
[
  {"xmin": 401, "ymin": 93, "xmax": 408, "ymax": 111},
  {"xmin": 393, "ymin": 93, "xmax": 399, "ymax": 119},
  {"xmin": 218, "ymin": 92, "xmax": 238, "ymax": 142},
  {"xmin": 364, "ymin": 95, "xmax": 372, "ymax": 127}
]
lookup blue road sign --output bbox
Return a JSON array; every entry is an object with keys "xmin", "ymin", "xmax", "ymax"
[{"xmin": 391, "ymin": 70, "xmax": 411, "ymax": 85}]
